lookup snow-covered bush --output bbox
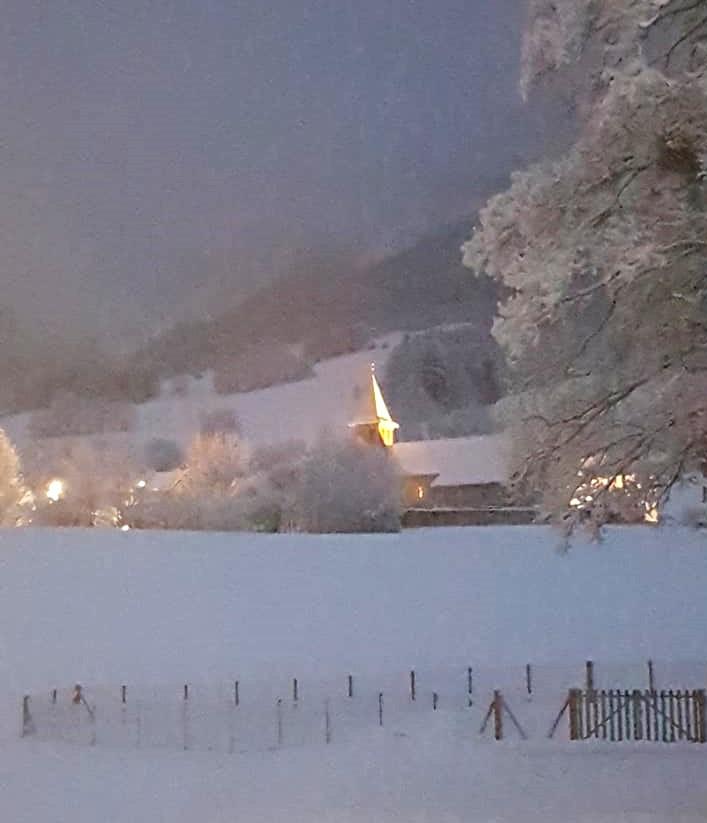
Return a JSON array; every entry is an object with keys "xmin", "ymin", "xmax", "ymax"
[
  {"xmin": 179, "ymin": 432, "xmax": 248, "ymax": 495},
  {"xmin": 249, "ymin": 440, "xmax": 307, "ymax": 475},
  {"xmin": 128, "ymin": 431, "xmax": 253, "ymax": 532},
  {"xmin": 293, "ymin": 435, "xmax": 401, "ymax": 533},
  {"xmin": 125, "ymin": 491, "xmax": 250, "ymax": 532},
  {"xmin": 240, "ymin": 440, "xmax": 308, "ymax": 532},
  {"xmin": 24, "ymin": 439, "xmax": 138, "ymax": 527}
]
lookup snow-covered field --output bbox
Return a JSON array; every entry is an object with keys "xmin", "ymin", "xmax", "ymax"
[{"xmin": 1, "ymin": 525, "xmax": 707, "ymax": 821}]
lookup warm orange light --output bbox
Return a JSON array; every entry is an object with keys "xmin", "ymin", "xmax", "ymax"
[{"xmin": 46, "ymin": 478, "xmax": 65, "ymax": 502}]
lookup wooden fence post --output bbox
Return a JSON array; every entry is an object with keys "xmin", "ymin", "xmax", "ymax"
[
  {"xmin": 89, "ymin": 704, "xmax": 96, "ymax": 747},
  {"xmin": 632, "ymin": 690, "xmax": 642, "ymax": 740},
  {"xmin": 324, "ymin": 699, "xmax": 331, "ymax": 744},
  {"xmin": 585, "ymin": 661, "xmax": 594, "ymax": 692},
  {"xmin": 410, "ymin": 670, "xmax": 416, "ymax": 701},
  {"xmin": 293, "ymin": 678, "xmax": 298, "ymax": 704},
  {"xmin": 526, "ymin": 664, "xmax": 532, "ymax": 699},
  {"xmin": 121, "ymin": 685, "xmax": 127, "ymax": 705},
  {"xmin": 676, "ymin": 690, "xmax": 684, "ymax": 741},
  {"xmin": 433, "ymin": 692, "xmax": 438, "ymax": 711},
  {"xmin": 695, "ymin": 690, "xmax": 705, "ymax": 743},
  {"xmin": 568, "ymin": 689, "xmax": 581, "ymax": 740},
  {"xmin": 493, "ymin": 691, "xmax": 503, "ymax": 741},
  {"xmin": 277, "ymin": 699, "xmax": 283, "ymax": 745},
  {"xmin": 21, "ymin": 696, "xmax": 34, "ymax": 738},
  {"xmin": 182, "ymin": 690, "xmax": 189, "ymax": 751},
  {"xmin": 234, "ymin": 681, "xmax": 239, "ymax": 707},
  {"xmin": 378, "ymin": 692, "xmax": 384, "ymax": 727},
  {"xmin": 647, "ymin": 659, "xmax": 655, "ymax": 692},
  {"xmin": 467, "ymin": 667, "xmax": 473, "ymax": 707},
  {"xmin": 660, "ymin": 691, "xmax": 668, "ymax": 742},
  {"xmin": 347, "ymin": 675, "xmax": 353, "ymax": 698}
]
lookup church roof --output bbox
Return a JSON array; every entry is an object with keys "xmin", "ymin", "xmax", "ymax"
[
  {"xmin": 393, "ymin": 435, "xmax": 510, "ymax": 486},
  {"xmin": 349, "ymin": 367, "xmax": 399, "ymax": 430}
]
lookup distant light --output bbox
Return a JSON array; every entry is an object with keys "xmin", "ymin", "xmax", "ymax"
[
  {"xmin": 136, "ymin": 479, "xmax": 147, "ymax": 489},
  {"xmin": 46, "ymin": 479, "xmax": 65, "ymax": 503},
  {"xmin": 120, "ymin": 524, "xmax": 131, "ymax": 532}
]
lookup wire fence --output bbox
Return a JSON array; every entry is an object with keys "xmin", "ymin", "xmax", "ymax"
[{"xmin": 19, "ymin": 660, "xmax": 707, "ymax": 753}]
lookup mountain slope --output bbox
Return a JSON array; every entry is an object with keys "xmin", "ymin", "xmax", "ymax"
[{"xmin": 132, "ymin": 221, "xmax": 497, "ymax": 380}]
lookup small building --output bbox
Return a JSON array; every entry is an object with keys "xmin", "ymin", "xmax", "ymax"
[
  {"xmin": 393, "ymin": 435, "xmax": 510, "ymax": 509},
  {"xmin": 349, "ymin": 367, "xmax": 535, "ymax": 526}
]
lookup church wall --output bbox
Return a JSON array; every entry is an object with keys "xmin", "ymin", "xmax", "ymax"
[{"xmin": 429, "ymin": 482, "xmax": 509, "ymax": 510}]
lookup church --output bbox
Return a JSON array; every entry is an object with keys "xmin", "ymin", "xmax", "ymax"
[{"xmin": 349, "ymin": 367, "xmax": 536, "ymax": 526}]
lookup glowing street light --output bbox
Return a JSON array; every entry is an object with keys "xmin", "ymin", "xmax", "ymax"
[{"xmin": 46, "ymin": 478, "xmax": 65, "ymax": 503}]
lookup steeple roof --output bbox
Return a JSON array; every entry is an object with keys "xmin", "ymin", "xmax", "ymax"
[{"xmin": 349, "ymin": 364, "xmax": 399, "ymax": 446}]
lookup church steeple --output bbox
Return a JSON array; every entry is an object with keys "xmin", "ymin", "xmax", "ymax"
[{"xmin": 349, "ymin": 363, "xmax": 400, "ymax": 447}]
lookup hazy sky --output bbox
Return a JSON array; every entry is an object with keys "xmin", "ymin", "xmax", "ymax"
[{"xmin": 1, "ymin": 1, "xmax": 553, "ymax": 341}]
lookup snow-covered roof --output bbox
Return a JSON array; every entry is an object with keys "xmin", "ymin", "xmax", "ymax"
[{"xmin": 393, "ymin": 435, "xmax": 510, "ymax": 486}]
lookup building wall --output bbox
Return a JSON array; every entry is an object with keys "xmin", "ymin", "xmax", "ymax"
[
  {"xmin": 402, "ymin": 507, "xmax": 536, "ymax": 527},
  {"xmin": 429, "ymin": 482, "xmax": 509, "ymax": 510},
  {"xmin": 401, "ymin": 475, "xmax": 438, "ymax": 508}
]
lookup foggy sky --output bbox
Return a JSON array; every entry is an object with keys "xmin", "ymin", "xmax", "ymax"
[{"xmin": 1, "ymin": 1, "xmax": 552, "ymax": 342}]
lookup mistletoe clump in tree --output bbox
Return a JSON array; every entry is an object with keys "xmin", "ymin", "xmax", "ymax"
[{"xmin": 464, "ymin": 0, "xmax": 707, "ymax": 528}]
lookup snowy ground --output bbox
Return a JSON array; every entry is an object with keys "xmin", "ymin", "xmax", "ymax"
[{"xmin": 1, "ymin": 525, "xmax": 707, "ymax": 821}]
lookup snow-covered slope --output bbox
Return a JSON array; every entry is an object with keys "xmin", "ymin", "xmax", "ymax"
[{"xmin": 0, "ymin": 334, "xmax": 402, "ymax": 454}]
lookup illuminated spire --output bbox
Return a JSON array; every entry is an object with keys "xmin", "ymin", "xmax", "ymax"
[{"xmin": 349, "ymin": 362, "xmax": 399, "ymax": 447}]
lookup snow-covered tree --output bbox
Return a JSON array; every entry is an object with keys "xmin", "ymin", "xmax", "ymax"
[
  {"xmin": 0, "ymin": 428, "xmax": 25, "ymax": 525},
  {"xmin": 178, "ymin": 432, "xmax": 248, "ymax": 495},
  {"xmin": 24, "ymin": 439, "xmax": 137, "ymax": 527},
  {"xmin": 465, "ymin": 0, "xmax": 707, "ymax": 527},
  {"xmin": 383, "ymin": 327, "xmax": 502, "ymax": 439},
  {"xmin": 294, "ymin": 435, "xmax": 401, "ymax": 533}
]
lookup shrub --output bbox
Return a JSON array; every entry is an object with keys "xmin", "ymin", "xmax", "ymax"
[{"xmin": 293, "ymin": 435, "xmax": 401, "ymax": 533}]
